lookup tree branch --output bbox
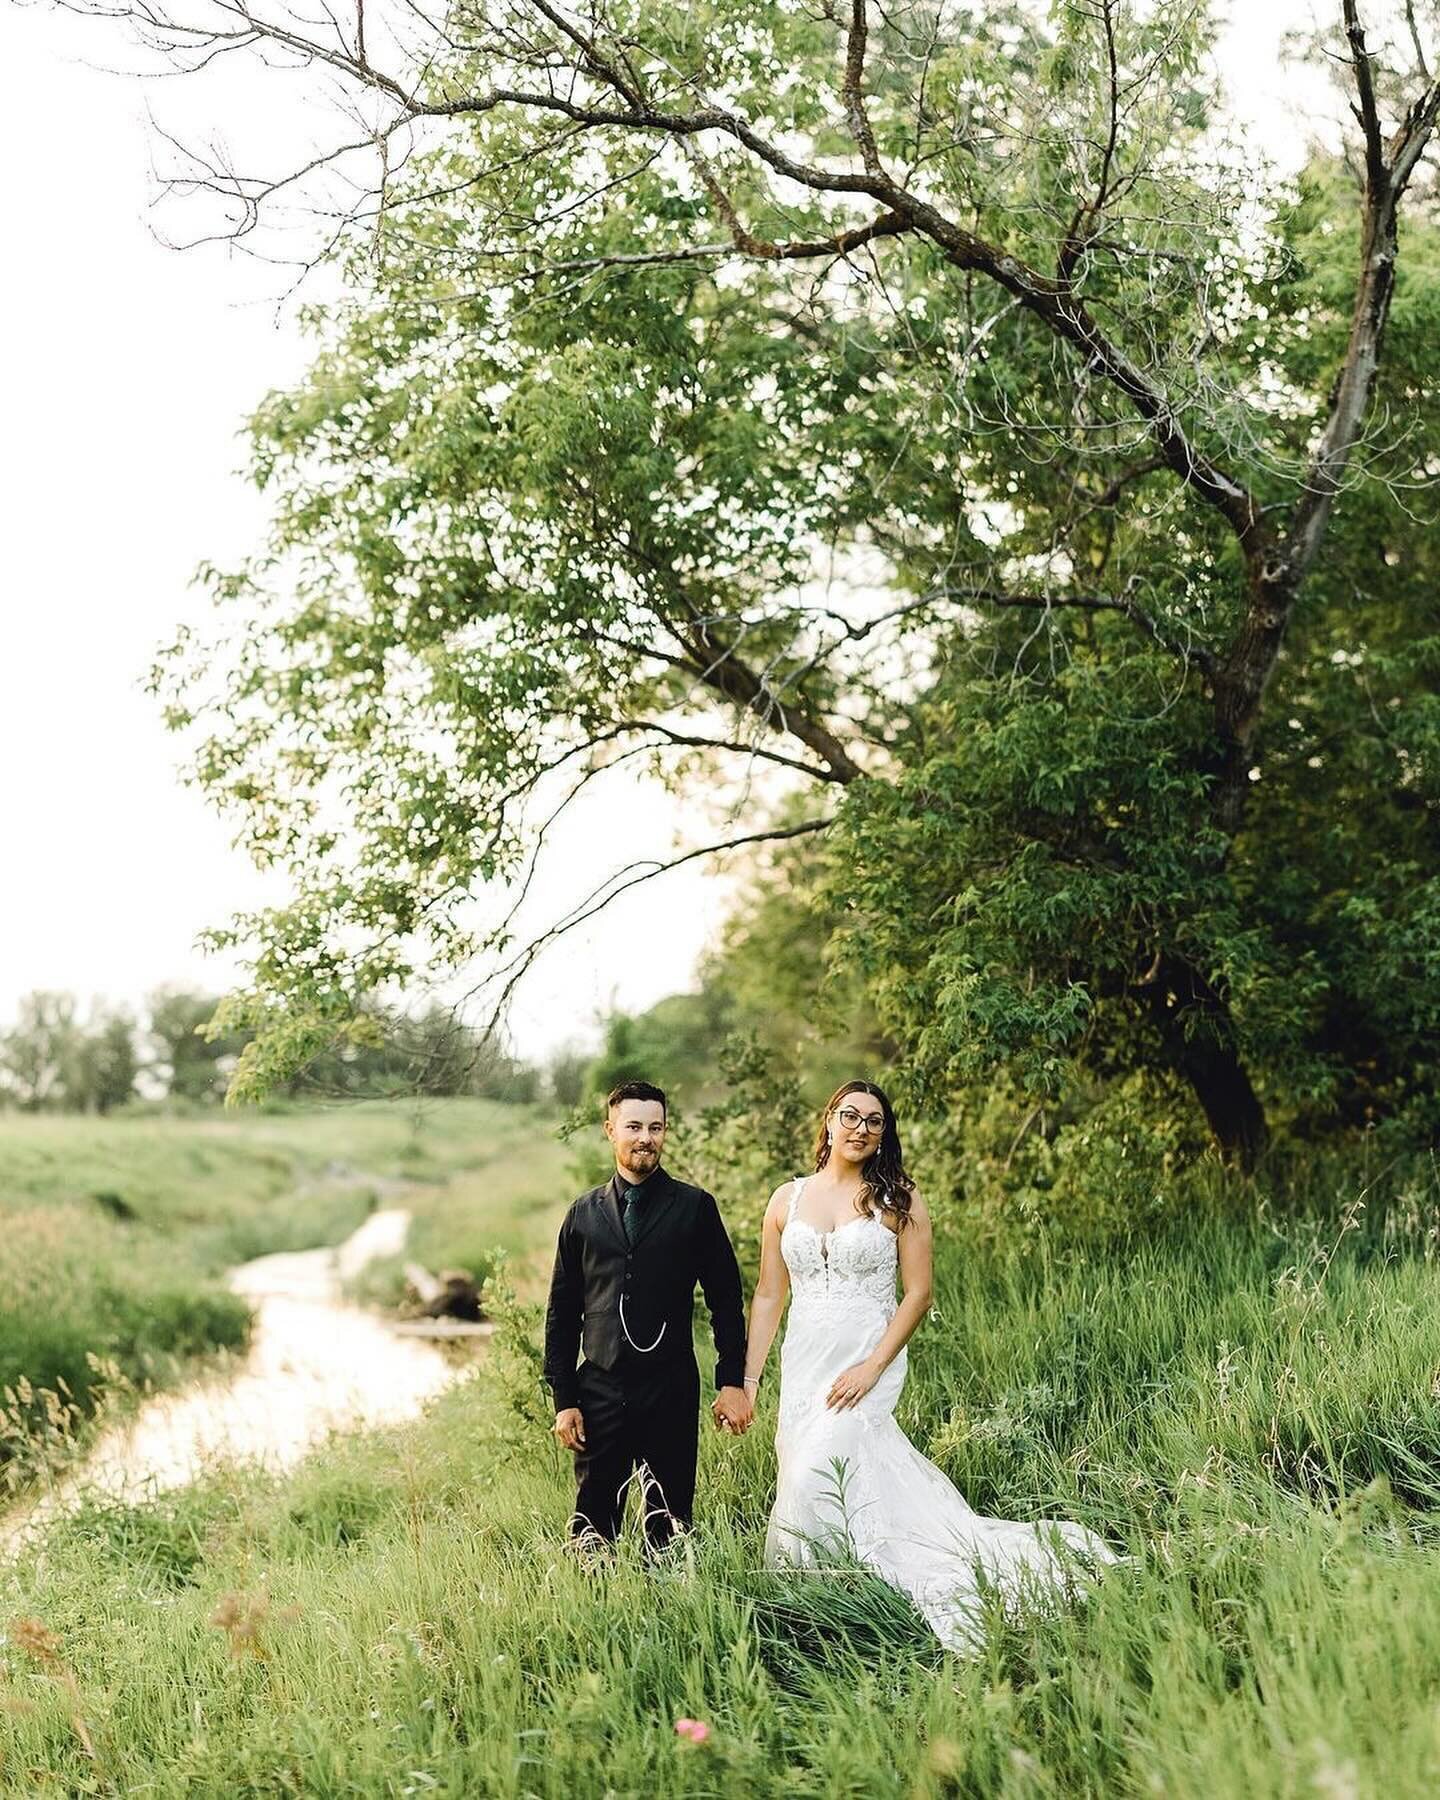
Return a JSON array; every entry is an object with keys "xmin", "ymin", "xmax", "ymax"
[
  {"xmin": 1207, "ymin": 0, "xmax": 1440, "ymax": 834},
  {"xmin": 493, "ymin": 209, "xmax": 908, "ymax": 277},
  {"xmin": 1391, "ymin": 72, "xmax": 1440, "ymax": 189},
  {"xmin": 87, "ymin": 0, "xmax": 1271, "ymax": 563},
  {"xmin": 471, "ymin": 817, "xmax": 834, "ymax": 1034},
  {"xmin": 1085, "ymin": 455, "xmax": 1168, "ymax": 511},
  {"xmin": 1058, "ymin": 0, "xmax": 1122, "ymax": 285},
  {"xmin": 941, "ymin": 582, "xmax": 1217, "ymax": 676},
  {"xmin": 1344, "ymin": 0, "xmax": 1388, "ymax": 193},
  {"xmin": 667, "ymin": 614, "xmax": 867, "ymax": 784},
  {"xmin": 842, "ymin": 0, "xmax": 885, "ymax": 181},
  {"xmin": 1405, "ymin": 1, "xmax": 1432, "ymax": 84},
  {"xmin": 621, "ymin": 721, "xmax": 838, "ymax": 781},
  {"xmin": 1287, "ymin": 3, "xmax": 1440, "ymax": 585}
]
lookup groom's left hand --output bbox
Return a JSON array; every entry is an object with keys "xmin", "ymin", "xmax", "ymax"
[{"xmin": 712, "ymin": 1386, "xmax": 754, "ymax": 1435}]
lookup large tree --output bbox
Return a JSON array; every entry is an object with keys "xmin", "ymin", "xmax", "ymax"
[
  {"xmin": 145, "ymin": 987, "xmax": 247, "ymax": 1103},
  {"xmin": 88, "ymin": 0, "xmax": 1439, "ymax": 1161},
  {"xmin": 72, "ymin": 1006, "xmax": 141, "ymax": 1114},
  {"xmin": 0, "ymin": 992, "xmax": 84, "ymax": 1111}
]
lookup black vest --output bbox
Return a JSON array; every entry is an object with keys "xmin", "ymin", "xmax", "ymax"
[{"xmin": 543, "ymin": 1168, "xmax": 746, "ymax": 1409}]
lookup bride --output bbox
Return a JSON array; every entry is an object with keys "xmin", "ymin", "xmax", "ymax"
[{"xmin": 741, "ymin": 1079, "xmax": 1119, "ymax": 1652}]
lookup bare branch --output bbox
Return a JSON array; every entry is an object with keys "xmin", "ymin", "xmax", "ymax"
[
  {"xmin": 494, "ymin": 210, "xmax": 908, "ymax": 278},
  {"xmin": 785, "ymin": 575, "xmax": 1215, "ymax": 678},
  {"xmin": 665, "ymin": 610, "xmax": 867, "ymax": 784},
  {"xmin": 473, "ymin": 817, "xmax": 834, "ymax": 1034},
  {"xmin": 940, "ymin": 581, "xmax": 1217, "ymax": 676},
  {"xmin": 842, "ymin": 0, "xmax": 885, "ymax": 181},
  {"xmin": 621, "ymin": 721, "xmax": 838, "ymax": 782},
  {"xmin": 1391, "ymin": 73, "xmax": 1440, "ymax": 188},
  {"xmin": 521, "ymin": 0, "xmax": 644, "ymax": 110},
  {"xmin": 1344, "ymin": 0, "xmax": 1388, "ymax": 193},
  {"xmin": 1405, "ymin": 1, "xmax": 1432, "ymax": 84}
]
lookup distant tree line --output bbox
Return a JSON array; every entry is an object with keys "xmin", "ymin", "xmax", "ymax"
[{"xmin": 0, "ymin": 989, "xmax": 562, "ymax": 1112}]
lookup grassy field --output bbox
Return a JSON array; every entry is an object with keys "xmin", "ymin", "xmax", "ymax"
[
  {"xmin": 8, "ymin": 1179, "xmax": 1440, "ymax": 1794},
  {"xmin": 0, "ymin": 1100, "xmax": 572, "ymax": 1484}
]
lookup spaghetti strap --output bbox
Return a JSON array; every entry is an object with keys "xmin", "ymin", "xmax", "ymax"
[{"xmin": 785, "ymin": 1176, "xmax": 806, "ymax": 1225}]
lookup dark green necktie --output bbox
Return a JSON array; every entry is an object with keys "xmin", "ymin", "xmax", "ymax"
[{"xmin": 622, "ymin": 1183, "xmax": 644, "ymax": 1244}]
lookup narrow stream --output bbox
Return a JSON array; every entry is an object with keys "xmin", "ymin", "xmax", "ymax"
[{"xmin": 4, "ymin": 1208, "xmax": 465, "ymax": 1552}]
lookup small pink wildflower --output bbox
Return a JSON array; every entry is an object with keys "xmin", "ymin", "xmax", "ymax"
[{"xmin": 674, "ymin": 1718, "xmax": 711, "ymax": 1747}]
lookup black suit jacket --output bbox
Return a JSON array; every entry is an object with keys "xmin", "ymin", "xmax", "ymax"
[{"xmin": 543, "ymin": 1167, "xmax": 747, "ymax": 1412}]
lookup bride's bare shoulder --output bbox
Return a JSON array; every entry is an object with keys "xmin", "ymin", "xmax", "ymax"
[
  {"xmin": 903, "ymin": 1188, "xmax": 932, "ymax": 1231},
  {"xmin": 764, "ymin": 1177, "xmax": 800, "ymax": 1221}
]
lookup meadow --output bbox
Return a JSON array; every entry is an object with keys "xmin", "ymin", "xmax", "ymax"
[
  {"xmin": 0, "ymin": 1101, "xmax": 569, "ymax": 1484},
  {"xmin": 6, "ymin": 1133, "xmax": 1440, "ymax": 1794}
]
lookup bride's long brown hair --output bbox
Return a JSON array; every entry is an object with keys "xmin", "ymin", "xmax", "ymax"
[{"xmin": 812, "ymin": 1079, "xmax": 915, "ymax": 1230}]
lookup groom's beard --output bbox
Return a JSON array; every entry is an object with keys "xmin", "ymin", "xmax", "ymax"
[{"xmin": 620, "ymin": 1146, "xmax": 661, "ymax": 1176}]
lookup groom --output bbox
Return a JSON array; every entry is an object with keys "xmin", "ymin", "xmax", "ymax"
[{"xmin": 544, "ymin": 1081, "xmax": 754, "ymax": 1548}]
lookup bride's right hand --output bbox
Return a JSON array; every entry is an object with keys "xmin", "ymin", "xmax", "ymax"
[{"xmin": 826, "ymin": 1359, "xmax": 881, "ymax": 1410}]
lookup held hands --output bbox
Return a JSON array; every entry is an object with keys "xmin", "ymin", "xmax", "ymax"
[
  {"xmin": 556, "ymin": 1393, "xmax": 753, "ymax": 1446},
  {"xmin": 712, "ymin": 1385, "xmax": 754, "ymax": 1436},
  {"xmin": 552, "ymin": 1407, "xmax": 587, "ymax": 1451},
  {"xmin": 826, "ymin": 1359, "xmax": 882, "ymax": 1411}
]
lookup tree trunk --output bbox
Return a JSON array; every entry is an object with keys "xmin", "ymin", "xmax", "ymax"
[
  {"xmin": 1209, "ymin": 145, "xmax": 1408, "ymax": 839},
  {"xmin": 1138, "ymin": 951, "xmax": 1269, "ymax": 1169},
  {"xmin": 1210, "ymin": 573, "xmax": 1298, "ymax": 836}
]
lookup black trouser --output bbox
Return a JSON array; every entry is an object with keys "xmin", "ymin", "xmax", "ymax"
[{"xmin": 570, "ymin": 1354, "xmax": 700, "ymax": 1548}]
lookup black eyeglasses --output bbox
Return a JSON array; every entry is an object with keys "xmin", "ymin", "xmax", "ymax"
[{"xmin": 836, "ymin": 1105, "xmax": 885, "ymax": 1135}]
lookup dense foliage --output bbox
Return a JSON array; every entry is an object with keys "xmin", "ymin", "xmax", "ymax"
[{"xmin": 130, "ymin": 0, "xmax": 1440, "ymax": 1172}]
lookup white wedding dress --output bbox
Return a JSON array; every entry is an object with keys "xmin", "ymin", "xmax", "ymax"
[{"xmin": 764, "ymin": 1177, "xmax": 1118, "ymax": 1651}]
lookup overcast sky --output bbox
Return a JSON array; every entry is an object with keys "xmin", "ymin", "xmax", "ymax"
[{"xmin": 0, "ymin": 2, "xmax": 1337, "ymax": 1060}]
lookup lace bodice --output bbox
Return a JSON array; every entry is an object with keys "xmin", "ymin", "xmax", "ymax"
[{"xmin": 781, "ymin": 1177, "xmax": 898, "ymax": 1313}]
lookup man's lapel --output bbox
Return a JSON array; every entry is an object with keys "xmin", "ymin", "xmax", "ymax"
[
  {"xmin": 595, "ymin": 1176, "xmax": 628, "ymax": 1254},
  {"xmin": 629, "ymin": 1168, "xmax": 675, "ymax": 1249}
]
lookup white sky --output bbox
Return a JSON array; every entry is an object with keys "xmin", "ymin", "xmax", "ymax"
[{"xmin": 0, "ymin": 1, "xmax": 1341, "ymax": 1060}]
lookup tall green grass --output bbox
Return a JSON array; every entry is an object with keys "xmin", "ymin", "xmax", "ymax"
[
  {"xmin": 9, "ymin": 1197, "xmax": 1440, "ymax": 1793},
  {"xmin": 0, "ymin": 1100, "xmax": 560, "ymax": 1478}
]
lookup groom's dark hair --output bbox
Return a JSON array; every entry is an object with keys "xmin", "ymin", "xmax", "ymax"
[{"xmin": 606, "ymin": 1080, "xmax": 667, "ymax": 1115}]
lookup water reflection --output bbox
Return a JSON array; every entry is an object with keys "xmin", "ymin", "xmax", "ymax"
[{"xmin": 4, "ymin": 1209, "xmax": 462, "ymax": 1550}]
